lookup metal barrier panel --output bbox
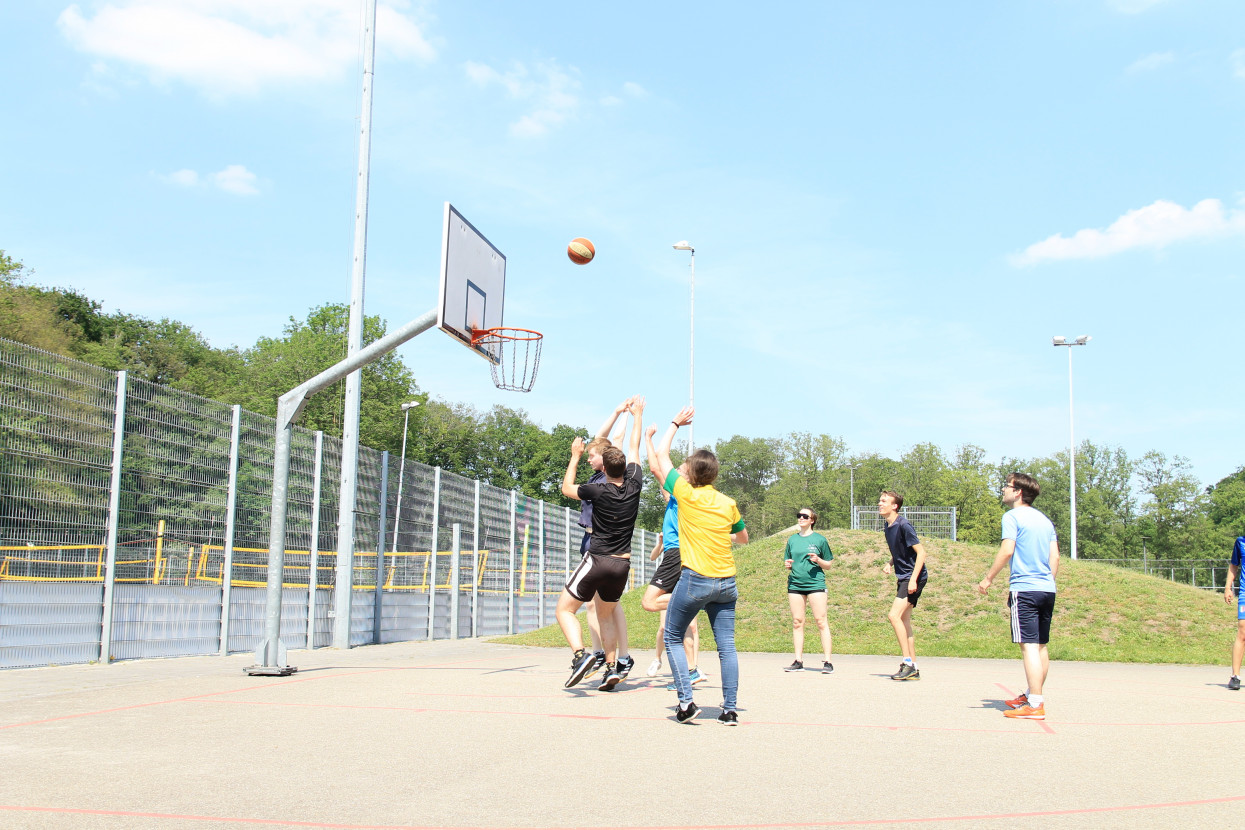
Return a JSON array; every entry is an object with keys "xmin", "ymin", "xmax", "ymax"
[
  {"xmin": 110, "ymin": 584, "xmax": 221, "ymax": 660},
  {"xmin": 853, "ymin": 505, "xmax": 957, "ymax": 540},
  {"xmin": 0, "ymin": 581, "xmax": 104, "ymax": 668}
]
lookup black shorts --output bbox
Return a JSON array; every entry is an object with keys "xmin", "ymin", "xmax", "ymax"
[
  {"xmin": 896, "ymin": 577, "xmax": 928, "ymax": 607},
  {"xmin": 1009, "ymin": 590, "xmax": 1056, "ymax": 644},
  {"xmin": 650, "ymin": 547, "xmax": 683, "ymax": 592},
  {"xmin": 787, "ymin": 588, "xmax": 827, "ymax": 597},
  {"xmin": 565, "ymin": 552, "xmax": 631, "ymax": 603}
]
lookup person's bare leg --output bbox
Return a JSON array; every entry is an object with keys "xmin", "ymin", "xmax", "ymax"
[
  {"xmin": 809, "ymin": 591, "xmax": 832, "ymax": 662},
  {"xmin": 612, "ymin": 601, "xmax": 629, "ymax": 658},
  {"xmin": 788, "ymin": 593, "xmax": 806, "ymax": 661},
  {"xmin": 555, "ymin": 590, "xmax": 585, "ymax": 652},
  {"xmin": 585, "ymin": 599, "xmax": 603, "ymax": 652},
  {"xmin": 1020, "ymin": 643, "xmax": 1047, "ymax": 696},
  {"xmin": 687, "ymin": 618, "xmax": 699, "ymax": 671},
  {"xmin": 1234, "ymin": 621, "xmax": 1245, "ymax": 676},
  {"xmin": 596, "ymin": 599, "xmax": 619, "ymax": 664},
  {"xmin": 887, "ymin": 597, "xmax": 915, "ymax": 659}
]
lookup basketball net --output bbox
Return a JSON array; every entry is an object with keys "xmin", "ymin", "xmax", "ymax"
[{"xmin": 470, "ymin": 327, "xmax": 543, "ymax": 392}]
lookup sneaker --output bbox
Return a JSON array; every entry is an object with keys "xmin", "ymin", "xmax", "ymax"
[
  {"xmin": 564, "ymin": 649, "xmax": 597, "ymax": 688},
  {"xmin": 822, "ymin": 662, "xmax": 834, "ymax": 674},
  {"xmin": 892, "ymin": 663, "xmax": 919, "ymax": 681},
  {"xmin": 690, "ymin": 668, "xmax": 708, "ymax": 686},
  {"xmin": 675, "ymin": 701, "xmax": 700, "ymax": 724},
  {"xmin": 1003, "ymin": 704, "xmax": 1046, "ymax": 720},
  {"xmin": 1231, "ymin": 676, "xmax": 1241, "ymax": 691},
  {"xmin": 784, "ymin": 660, "xmax": 804, "ymax": 672},
  {"xmin": 582, "ymin": 650, "xmax": 606, "ymax": 681},
  {"xmin": 1005, "ymin": 692, "xmax": 1029, "ymax": 708},
  {"xmin": 599, "ymin": 664, "xmax": 623, "ymax": 692},
  {"xmin": 617, "ymin": 655, "xmax": 635, "ymax": 679},
  {"xmin": 717, "ymin": 710, "xmax": 739, "ymax": 726},
  {"xmin": 646, "ymin": 658, "xmax": 662, "ymax": 677}
]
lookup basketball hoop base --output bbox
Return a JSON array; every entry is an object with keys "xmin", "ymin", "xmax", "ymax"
[{"xmin": 471, "ymin": 327, "xmax": 543, "ymax": 392}]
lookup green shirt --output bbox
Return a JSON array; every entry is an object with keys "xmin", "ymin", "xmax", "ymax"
[{"xmin": 783, "ymin": 532, "xmax": 833, "ymax": 591}]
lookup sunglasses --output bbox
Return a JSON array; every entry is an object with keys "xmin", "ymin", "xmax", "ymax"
[{"xmin": 797, "ymin": 513, "xmax": 812, "ymax": 520}]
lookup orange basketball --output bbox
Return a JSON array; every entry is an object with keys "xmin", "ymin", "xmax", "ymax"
[{"xmin": 567, "ymin": 237, "xmax": 595, "ymax": 265}]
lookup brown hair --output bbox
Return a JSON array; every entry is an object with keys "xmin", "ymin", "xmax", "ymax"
[
  {"xmin": 1008, "ymin": 472, "xmax": 1040, "ymax": 505},
  {"xmin": 686, "ymin": 449, "xmax": 719, "ymax": 487},
  {"xmin": 881, "ymin": 490, "xmax": 904, "ymax": 509},
  {"xmin": 586, "ymin": 437, "xmax": 611, "ymax": 455},
  {"xmin": 800, "ymin": 508, "xmax": 818, "ymax": 527},
  {"xmin": 602, "ymin": 447, "xmax": 626, "ymax": 478}
]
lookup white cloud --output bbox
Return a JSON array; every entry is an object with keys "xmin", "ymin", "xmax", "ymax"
[
  {"xmin": 1012, "ymin": 198, "xmax": 1245, "ymax": 265},
  {"xmin": 159, "ymin": 164, "xmax": 260, "ymax": 195},
  {"xmin": 1126, "ymin": 51, "xmax": 1175, "ymax": 73},
  {"xmin": 622, "ymin": 81, "xmax": 647, "ymax": 98},
  {"xmin": 464, "ymin": 58, "xmax": 581, "ymax": 137},
  {"xmin": 57, "ymin": 0, "xmax": 435, "ymax": 97}
]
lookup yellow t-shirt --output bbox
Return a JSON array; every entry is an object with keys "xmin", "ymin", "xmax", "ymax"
[{"xmin": 664, "ymin": 470, "xmax": 745, "ymax": 578}]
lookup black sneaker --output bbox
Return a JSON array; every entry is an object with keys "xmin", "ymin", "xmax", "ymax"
[
  {"xmin": 822, "ymin": 661, "xmax": 834, "ymax": 674},
  {"xmin": 892, "ymin": 662, "xmax": 919, "ymax": 681},
  {"xmin": 564, "ymin": 649, "xmax": 597, "ymax": 688},
  {"xmin": 717, "ymin": 710, "xmax": 739, "ymax": 726},
  {"xmin": 675, "ymin": 702, "xmax": 700, "ymax": 724},
  {"xmin": 784, "ymin": 660, "xmax": 804, "ymax": 672},
  {"xmin": 617, "ymin": 655, "xmax": 635, "ymax": 679},
  {"xmin": 599, "ymin": 663, "xmax": 623, "ymax": 691},
  {"xmin": 583, "ymin": 650, "xmax": 607, "ymax": 681},
  {"xmin": 1231, "ymin": 676, "xmax": 1241, "ymax": 691}
]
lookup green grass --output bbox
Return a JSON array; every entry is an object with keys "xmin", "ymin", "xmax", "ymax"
[{"xmin": 493, "ymin": 528, "xmax": 1233, "ymax": 664}]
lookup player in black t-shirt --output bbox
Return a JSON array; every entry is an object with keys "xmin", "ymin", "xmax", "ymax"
[
  {"xmin": 879, "ymin": 490, "xmax": 929, "ymax": 681},
  {"xmin": 556, "ymin": 396, "xmax": 645, "ymax": 691}
]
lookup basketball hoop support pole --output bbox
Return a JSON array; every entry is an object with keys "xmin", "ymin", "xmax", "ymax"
[{"xmin": 247, "ymin": 308, "xmax": 436, "ymax": 675}]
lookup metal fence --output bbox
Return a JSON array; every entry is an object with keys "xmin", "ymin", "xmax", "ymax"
[
  {"xmin": 1084, "ymin": 559, "xmax": 1227, "ymax": 591},
  {"xmin": 0, "ymin": 337, "xmax": 655, "ymax": 669},
  {"xmin": 852, "ymin": 505, "xmax": 957, "ymax": 540}
]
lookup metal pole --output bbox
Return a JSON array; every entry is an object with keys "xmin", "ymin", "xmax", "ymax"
[
  {"xmin": 373, "ymin": 451, "xmax": 389, "ymax": 644},
  {"xmin": 849, "ymin": 465, "xmax": 856, "ymax": 529},
  {"xmin": 332, "ymin": 0, "xmax": 379, "ymax": 650},
  {"xmin": 99, "ymin": 370, "xmax": 127, "ymax": 664},
  {"xmin": 472, "ymin": 480, "xmax": 480, "ymax": 638},
  {"xmin": 538, "ymin": 501, "xmax": 546, "ymax": 627},
  {"xmin": 219, "ymin": 404, "xmax": 242, "ymax": 656},
  {"xmin": 450, "ymin": 523, "xmax": 461, "ymax": 640},
  {"xmin": 689, "ymin": 249, "xmax": 695, "ymax": 453},
  {"xmin": 248, "ymin": 399, "xmax": 297, "ymax": 674},
  {"xmin": 305, "ymin": 431, "xmax": 323, "ymax": 649},
  {"xmin": 427, "ymin": 467, "xmax": 441, "ymax": 640},
  {"xmin": 508, "ymin": 490, "xmax": 516, "ymax": 634},
  {"xmin": 1067, "ymin": 346, "xmax": 1078, "ymax": 561},
  {"xmin": 392, "ymin": 406, "xmax": 412, "ymax": 552},
  {"xmin": 564, "ymin": 506, "xmax": 572, "ymax": 584}
]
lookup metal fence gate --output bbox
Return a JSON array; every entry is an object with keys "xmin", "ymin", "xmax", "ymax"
[
  {"xmin": 0, "ymin": 337, "xmax": 654, "ymax": 669},
  {"xmin": 852, "ymin": 505, "xmax": 957, "ymax": 540}
]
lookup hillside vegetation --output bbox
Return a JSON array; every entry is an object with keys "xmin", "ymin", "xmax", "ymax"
[{"xmin": 496, "ymin": 528, "xmax": 1232, "ymax": 665}]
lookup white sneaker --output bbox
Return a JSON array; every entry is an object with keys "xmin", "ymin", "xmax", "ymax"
[{"xmin": 646, "ymin": 659, "xmax": 662, "ymax": 677}]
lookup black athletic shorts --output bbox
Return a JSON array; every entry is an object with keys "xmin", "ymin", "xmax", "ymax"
[
  {"xmin": 787, "ymin": 588, "xmax": 827, "ymax": 596},
  {"xmin": 896, "ymin": 577, "xmax": 928, "ymax": 607},
  {"xmin": 1009, "ymin": 590, "xmax": 1056, "ymax": 644},
  {"xmin": 565, "ymin": 552, "xmax": 631, "ymax": 603},
  {"xmin": 650, "ymin": 547, "xmax": 683, "ymax": 592}
]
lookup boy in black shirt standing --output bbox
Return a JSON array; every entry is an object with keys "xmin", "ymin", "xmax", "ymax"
[
  {"xmin": 879, "ymin": 490, "xmax": 928, "ymax": 681},
  {"xmin": 556, "ymin": 397, "xmax": 645, "ymax": 691}
]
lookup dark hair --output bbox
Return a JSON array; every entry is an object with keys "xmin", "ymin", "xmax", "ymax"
[
  {"xmin": 601, "ymin": 447, "xmax": 626, "ymax": 478},
  {"xmin": 1008, "ymin": 472, "xmax": 1040, "ymax": 505},
  {"xmin": 881, "ymin": 490, "xmax": 904, "ymax": 509},
  {"xmin": 686, "ymin": 449, "xmax": 719, "ymax": 487},
  {"xmin": 800, "ymin": 508, "xmax": 818, "ymax": 527}
]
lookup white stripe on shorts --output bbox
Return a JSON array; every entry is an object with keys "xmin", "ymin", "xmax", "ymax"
[
  {"xmin": 566, "ymin": 553, "xmax": 595, "ymax": 598},
  {"xmin": 1009, "ymin": 591, "xmax": 1021, "ymax": 643}
]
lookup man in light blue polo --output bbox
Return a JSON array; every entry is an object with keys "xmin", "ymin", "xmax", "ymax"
[
  {"xmin": 1223, "ymin": 536, "xmax": 1245, "ymax": 691},
  {"xmin": 977, "ymin": 472, "xmax": 1059, "ymax": 721}
]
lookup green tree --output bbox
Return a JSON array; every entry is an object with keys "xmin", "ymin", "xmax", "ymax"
[{"xmin": 1208, "ymin": 467, "xmax": 1245, "ymax": 543}]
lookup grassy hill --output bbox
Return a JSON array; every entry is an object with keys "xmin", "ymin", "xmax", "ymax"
[{"xmin": 494, "ymin": 528, "xmax": 1232, "ymax": 665}]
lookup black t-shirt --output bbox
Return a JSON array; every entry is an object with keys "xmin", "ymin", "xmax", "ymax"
[
  {"xmin": 576, "ymin": 463, "xmax": 642, "ymax": 555},
  {"xmin": 885, "ymin": 515, "xmax": 927, "ymax": 582}
]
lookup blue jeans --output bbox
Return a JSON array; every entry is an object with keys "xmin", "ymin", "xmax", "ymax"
[{"xmin": 664, "ymin": 568, "xmax": 738, "ymax": 710}]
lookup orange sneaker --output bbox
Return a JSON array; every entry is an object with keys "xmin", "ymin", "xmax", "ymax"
[
  {"xmin": 1004, "ymin": 704, "xmax": 1045, "ymax": 720},
  {"xmin": 1004, "ymin": 692, "xmax": 1028, "ymax": 708}
]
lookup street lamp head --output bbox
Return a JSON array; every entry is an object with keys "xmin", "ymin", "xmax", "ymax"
[
  {"xmin": 1074, "ymin": 335, "xmax": 1091, "ymax": 345},
  {"xmin": 1052, "ymin": 336, "xmax": 1067, "ymax": 346},
  {"xmin": 672, "ymin": 241, "xmax": 694, "ymax": 252},
  {"xmin": 400, "ymin": 401, "xmax": 421, "ymax": 411}
]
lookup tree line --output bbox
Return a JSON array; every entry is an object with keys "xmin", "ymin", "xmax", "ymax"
[{"xmin": 3, "ymin": 250, "xmax": 1240, "ymax": 565}]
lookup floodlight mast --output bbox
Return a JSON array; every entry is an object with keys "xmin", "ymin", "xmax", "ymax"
[
  {"xmin": 672, "ymin": 241, "xmax": 695, "ymax": 452},
  {"xmin": 247, "ymin": 310, "xmax": 437, "ymax": 675},
  {"xmin": 1051, "ymin": 335, "xmax": 1091, "ymax": 561}
]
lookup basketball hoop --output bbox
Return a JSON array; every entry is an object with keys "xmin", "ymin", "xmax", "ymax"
[{"xmin": 471, "ymin": 327, "xmax": 543, "ymax": 392}]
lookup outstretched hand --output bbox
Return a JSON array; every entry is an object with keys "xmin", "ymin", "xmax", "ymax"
[
  {"xmin": 646, "ymin": 424, "xmax": 658, "ymax": 439},
  {"xmin": 672, "ymin": 406, "xmax": 694, "ymax": 427},
  {"xmin": 570, "ymin": 436, "xmax": 585, "ymax": 455}
]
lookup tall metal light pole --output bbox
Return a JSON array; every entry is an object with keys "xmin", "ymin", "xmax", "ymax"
[
  {"xmin": 848, "ymin": 463, "xmax": 860, "ymax": 529},
  {"xmin": 391, "ymin": 401, "xmax": 420, "ymax": 553},
  {"xmin": 1052, "ymin": 335, "xmax": 1091, "ymax": 560},
  {"xmin": 672, "ymin": 241, "xmax": 695, "ymax": 451}
]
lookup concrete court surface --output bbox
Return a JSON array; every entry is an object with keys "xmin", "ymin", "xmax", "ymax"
[{"xmin": 0, "ymin": 639, "xmax": 1240, "ymax": 830}]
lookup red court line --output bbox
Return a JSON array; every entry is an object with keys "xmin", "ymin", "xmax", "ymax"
[
  {"xmin": 993, "ymin": 683, "xmax": 1055, "ymax": 734},
  {"xmin": 5, "ymin": 792, "xmax": 1245, "ymax": 828}
]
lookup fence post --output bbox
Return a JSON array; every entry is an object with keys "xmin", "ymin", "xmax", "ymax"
[
  {"xmin": 373, "ymin": 451, "xmax": 389, "ymax": 644},
  {"xmin": 99, "ymin": 370, "xmax": 127, "ymax": 665},
  {"xmin": 564, "ymin": 506, "xmax": 572, "ymax": 584},
  {"xmin": 951, "ymin": 506, "xmax": 958, "ymax": 542},
  {"xmin": 508, "ymin": 490, "xmax": 516, "ymax": 634},
  {"xmin": 305, "ymin": 431, "xmax": 323, "ymax": 650},
  {"xmin": 538, "ymin": 501, "xmax": 546, "ymax": 627},
  {"xmin": 451, "ymin": 523, "xmax": 461, "ymax": 639},
  {"xmin": 427, "ymin": 467, "xmax": 441, "ymax": 641},
  {"xmin": 472, "ymin": 480, "xmax": 480, "ymax": 638},
  {"xmin": 219, "ymin": 405, "xmax": 242, "ymax": 656}
]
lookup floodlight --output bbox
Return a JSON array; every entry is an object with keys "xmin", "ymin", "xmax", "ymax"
[{"xmin": 1052, "ymin": 336, "xmax": 1067, "ymax": 345}]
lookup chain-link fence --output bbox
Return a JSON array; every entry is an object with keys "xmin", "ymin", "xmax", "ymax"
[
  {"xmin": 852, "ymin": 505, "xmax": 957, "ymax": 540},
  {"xmin": 0, "ymin": 337, "xmax": 656, "ymax": 669}
]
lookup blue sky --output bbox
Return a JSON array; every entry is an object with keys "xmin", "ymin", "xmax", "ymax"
[{"xmin": 2, "ymin": 0, "xmax": 1242, "ymax": 488}]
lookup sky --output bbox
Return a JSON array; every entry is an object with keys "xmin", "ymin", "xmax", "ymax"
[{"xmin": 2, "ymin": 0, "xmax": 1243, "ymax": 489}]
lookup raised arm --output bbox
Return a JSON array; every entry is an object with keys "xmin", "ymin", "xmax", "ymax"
[
  {"xmin": 650, "ymin": 406, "xmax": 693, "ymax": 485},
  {"xmin": 626, "ymin": 396, "xmax": 645, "ymax": 465},
  {"xmin": 594, "ymin": 397, "xmax": 633, "ymax": 441},
  {"xmin": 560, "ymin": 436, "xmax": 586, "ymax": 501}
]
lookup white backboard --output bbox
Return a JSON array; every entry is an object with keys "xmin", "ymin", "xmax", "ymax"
[{"xmin": 437, "ymin": 203, "xmax": 506, "ymax": 363}]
